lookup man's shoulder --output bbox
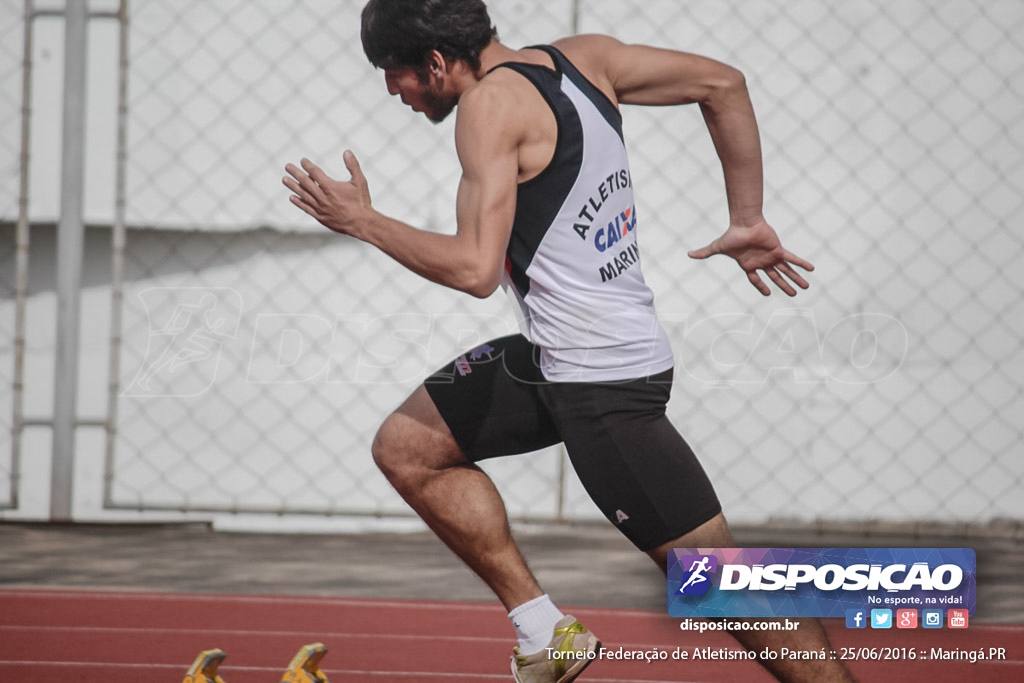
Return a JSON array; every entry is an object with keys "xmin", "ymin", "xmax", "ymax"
[
  {"xmin": 458, "ymin": 70, "xmax": 524, "ymax": 115},
  {"xmin": 550, "ymin": 34, "xmax": 626, "ymax": 64},
  {"xmin": 549, "ymin": 35, "xmax": 622, "ymax": 103},
  {"xmin": 456, "ymin": 58, "xmax": 549, "ymax": 128},
  {"xmin": 452, "ymin": 72, "xmax": 532, "ymax": 153}
]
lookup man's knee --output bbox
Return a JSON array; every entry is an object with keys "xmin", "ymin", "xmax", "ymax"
[
  {"xmin": 645, "ymin": 512, "xmax": 734, "ymax": 572},
  {"xmin": 371, "ymin": 413, "xmax": 406, "ymax": 480},
  {"xmin": 370, "ymin": 387, "xmax": 466, "ymax": 483}
]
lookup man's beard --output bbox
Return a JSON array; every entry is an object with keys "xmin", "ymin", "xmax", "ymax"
[{"xmin": 422, "ymin": 87, "xmax": 458, "ymax": 124}]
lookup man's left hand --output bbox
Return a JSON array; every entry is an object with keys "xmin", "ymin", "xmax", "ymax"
[{"xmin": 688, "ymin": 219, "xmax": 814, "ymax": 296}]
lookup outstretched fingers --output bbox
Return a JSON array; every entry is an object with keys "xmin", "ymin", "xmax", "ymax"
[
  {"xmin": 300, "ymin": 157, "xmax": 333, "ymax": 191},
  {"xmin": 746, "ymin": 270, "xmax": 771, "ymax": 297},
  {"xmin": 751, "ymin": 257, "xmax": 814, "ymax": 297},
  {"xmin": 283, "ymin": 158, "xmax": 326, "ymax": 214},
  {"xmin": 765, "ymin": 267, "xmax": 797, "ymax": 297},
  {"xmin": 778, "ymin": 260, "xmax": 811, "ymax": 291},
  {"xmin": 782, "ymin": 249, "xmax": 815, "ymax": 274},
  {"xmin": 687, "ymin": 221, "xmax": 816, "ymax": 297}
]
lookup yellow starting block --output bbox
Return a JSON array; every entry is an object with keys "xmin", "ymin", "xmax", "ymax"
[
  {"xmin": 182, "ymin": 648, "xmax": 227, "ymax": 683},
  {"xmin": 281, "ymin": 642, "xmax": 330, "ymax": 683}
]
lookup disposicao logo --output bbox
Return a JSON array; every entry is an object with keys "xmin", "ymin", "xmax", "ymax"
[
  {"xmin": 676, "ymin": 555, "xmax": 718, "ymax": 596},
  {"xmin": 667, "ymin": 548, "xmax": 976, "ymax": 619}
]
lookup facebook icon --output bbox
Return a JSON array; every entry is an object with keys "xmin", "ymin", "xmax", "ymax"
[{"xmin": 846, "ymin": 609, "xmax": 867, "ymax": 629}]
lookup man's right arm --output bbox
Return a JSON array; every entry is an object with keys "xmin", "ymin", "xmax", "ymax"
[{"xmin": 283, "ymin": 81, "xmax": 520, "ymax": 298}]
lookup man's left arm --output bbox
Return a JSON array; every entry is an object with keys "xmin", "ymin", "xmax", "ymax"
[{"xmin": 568, "ymin": 36, "xmax": 814, "ymax": 296}]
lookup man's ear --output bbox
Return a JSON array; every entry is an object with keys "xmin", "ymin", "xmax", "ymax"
[{"xmin": 425, "ymin": 49, "xmax": 450, "ymax": 76}]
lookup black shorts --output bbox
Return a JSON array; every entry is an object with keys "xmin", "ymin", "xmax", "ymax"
[{"xmin": 424, "ymin": 334, "xmax": 722, "ymax": 551}]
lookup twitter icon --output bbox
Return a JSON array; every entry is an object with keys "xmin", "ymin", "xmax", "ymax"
[{"xmin": 870, "ymin": 609, "xmax": 893, "ymax": 629}]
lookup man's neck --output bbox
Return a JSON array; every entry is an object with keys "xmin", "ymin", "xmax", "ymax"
[
  {"xmin": 475, "ymin": 40, "xmax": 519, "ymax": 75},
  {"xmin": 449, "ymin": 40, "xmax": 532, "ymax": 101}
]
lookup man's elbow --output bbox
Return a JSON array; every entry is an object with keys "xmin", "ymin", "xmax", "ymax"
[
  {"xmin": 708, "ymin": 64, "xmax": 747, "ymax": 99},
  {"xmin": 697, "ymin": 64, "xmax": 750, "ymax": 115},
  {"xmin": 459, "ymin": 264, "xmax": 502, "ymax": 299},
  {"xmin": 463, "ymin": 274, "xmax": 501, "ymax": 299}
]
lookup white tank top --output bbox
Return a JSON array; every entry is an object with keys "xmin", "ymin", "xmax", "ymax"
[{"xmin": 494, "ymin": 45, "xmax": 674, "ymax": 382}]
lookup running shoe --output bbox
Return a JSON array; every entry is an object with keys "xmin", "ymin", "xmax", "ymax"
[{"xmin": 510, "ymin": 615, "xmax": 600, "ymax": 683}]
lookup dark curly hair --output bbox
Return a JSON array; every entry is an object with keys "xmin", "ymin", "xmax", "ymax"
[{"xmin": 361, "ymin": 0, "xmax": 498, "ymax": 74}]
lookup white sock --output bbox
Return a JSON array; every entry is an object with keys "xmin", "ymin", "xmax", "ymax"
[{"xmin": 508, "ymin": 594, "xmax": 565, "ymax": 655}]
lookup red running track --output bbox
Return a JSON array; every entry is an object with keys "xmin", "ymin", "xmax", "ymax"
[{"xmin": 1, "ymin": 589, "xmax": 1021, "ymax": 682}]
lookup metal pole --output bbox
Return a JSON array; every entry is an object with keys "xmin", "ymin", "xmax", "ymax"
[
  {"xmin": 51, "ymin": 0, "xmax": 90, "ymax": 521},
  {"xmin": 10, "ymin": 0, "xmax": 36, "ymax": 511},
  {"xmin": 554, "ymin": 0, "xmax": 583, "ymax": 523},
  {"xmin": 103, "ymin": 0, "xmax": 129, "ymax": 508}
]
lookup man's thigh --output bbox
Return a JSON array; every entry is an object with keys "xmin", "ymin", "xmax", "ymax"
[
  {"xmin": 423, "ymin": 334, "xmax": 562, "ymax": 461},
  {"xmin": 540, "ymin": 370, "xmax": 722, "ymax": 552}
]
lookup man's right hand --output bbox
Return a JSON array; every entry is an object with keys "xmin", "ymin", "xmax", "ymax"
[{"xmin": 283, "ymin": 150, "xmax": 373, "ymax": 239}]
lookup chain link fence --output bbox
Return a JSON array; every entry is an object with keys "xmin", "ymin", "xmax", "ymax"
[
  {"xmin": 5, "ymin": 0, "xmax": 1023, "ymax": 527},
  {"xmin": 107, "ymin": 0, "xmax": 578, "ymax": 518}
]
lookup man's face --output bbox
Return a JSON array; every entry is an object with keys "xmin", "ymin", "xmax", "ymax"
[{"xmin": 383, "ymin": 66, "xmax": 458, "ymax": 124}]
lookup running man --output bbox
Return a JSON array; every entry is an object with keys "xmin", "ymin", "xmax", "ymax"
[
  {"xmin": 284, "ymin": 1, "xmax": 854, "ymax": 681},
  {"xmin": 680, "ymin": 556, "xmax": 713, "ymax": 593},
  {"xmin": 133, "ymin": 293, "xmax": 225, "ymax": 393}
]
